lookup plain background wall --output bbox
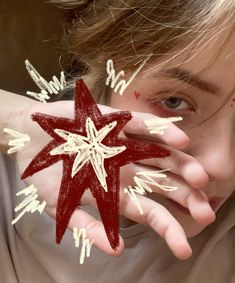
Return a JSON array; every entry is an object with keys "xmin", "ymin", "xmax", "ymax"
[{"xmin": 0, "ymin": 0, "xmax": 64, "ymax": 95}]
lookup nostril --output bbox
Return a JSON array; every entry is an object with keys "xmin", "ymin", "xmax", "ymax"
[{"xmin": 205, "ymin": 164, "xmax": 234, "ymax": 182}]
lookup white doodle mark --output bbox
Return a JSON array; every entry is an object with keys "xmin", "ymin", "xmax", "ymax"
[
  {"xmin": 50, "ymin": 117, "xmax": 126, "ymax": 192},
  {"xmin": 106, "ymin": 54, "xmax": 152, "ymax": 95},
  {"xmin": 144, "ymin": 116, "xmax": 183, "ymax": 135},
  {"xmin": 11, "ymin": 184, "xmax": 46, "ymax": 225},
  {"xmin": 25, "ymin": 59, "xmax": 67, "ymax": 103},
  {"xmin": 3, "ymin": 128, "xmax": 30, "ymax": 154},
  {"xmin": 73, "ymin": 227, "xmax": 94, "ymax": 264},
  {"xmin": 124, "ymin": 170, "xmax": 178, "ymax": 214}
]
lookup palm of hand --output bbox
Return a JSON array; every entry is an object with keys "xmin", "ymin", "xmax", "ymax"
[
  {"xmin": 15, "ymin": 100, "xmax": 131, "ymax": 227},
  {"xmin": 13, "ymin": 99, "xmax": 206, "ymax": 260},
  {"xmin": 15, "ymin": 101, "xmax": 73, "ymax": 217}
]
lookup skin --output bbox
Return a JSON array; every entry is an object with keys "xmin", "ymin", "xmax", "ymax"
[
  {"xmin": 110, "ymin": 30, "xmax": 235, "ymax": 239},
  {"xmin": 4, "ymin": 29, "xmax": 234, "ymax": 262}
]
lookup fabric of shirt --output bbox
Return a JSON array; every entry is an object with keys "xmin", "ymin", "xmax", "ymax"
[{"xmin": 0, "ymin": 153, "xmax": 235, "ymax": 283}]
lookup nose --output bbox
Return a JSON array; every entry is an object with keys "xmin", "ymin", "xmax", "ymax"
[{"xmin": 189, "ymin": 122, "xmax": 235, "ymax": 182}]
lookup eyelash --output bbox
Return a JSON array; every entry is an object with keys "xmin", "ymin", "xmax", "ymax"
[{"xmin": 149, "ymin": 92, "xmax": 196, "ymax": 117}]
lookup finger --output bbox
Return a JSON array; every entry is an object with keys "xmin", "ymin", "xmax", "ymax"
[
  {"xmin": 132, "ymin": 164, "xmax": 215, "ymax": 225},
  {"xmin": 80, "ymin": 187, "xmax": 192, "ymax": 260},
  {"xmin": 68, "ymin": 209, "xmax": 124, "ymax": 256},
  {"xmin": 185, "ymin": 190, "xmax": 216, "ymax": 225},
  {"xmin": 43, "ymin": 102, "xmax": 189, "ymax": 150},
  {"xmin": 121, "ymin": 193, "xmax": 193, "ymax": 260},
  {"xmin": 136, "ymin": 145, "xmax": 209, "ymax": 189},
  {"xmin": 123, "ymin": 111, "xmax": 189, "ymax": 150},
  {"xmin": 98, "ymin": 104, "xmax": 189, "ymax": 150},
  {"xmin": 46, "ymin": 206, "xmax": 124, "ymax": 256}
]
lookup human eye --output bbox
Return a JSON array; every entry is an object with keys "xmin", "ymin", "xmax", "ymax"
[
  {"xmin": 149, "ymin": 93, "xmax": 196, "ymax": 117},
  {"xmin": 161, "ymin": 97, "xmax": 191, "ymax": 110}
]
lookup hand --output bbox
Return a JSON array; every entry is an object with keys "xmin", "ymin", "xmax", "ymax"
[
  {"xmin": 14, "ymin": 100, "xmax": 215, "ymax": 261},
  {"xmin": 81, "ymin": 106, "xmax": 215, "ymax": 260}
]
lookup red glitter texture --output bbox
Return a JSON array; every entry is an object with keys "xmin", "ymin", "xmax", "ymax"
[{"xmin": 21, "ymin": 79, "xmax": 170, "ymax": 250}]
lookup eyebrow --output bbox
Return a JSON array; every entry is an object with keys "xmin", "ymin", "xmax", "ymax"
[{"xmin": 159, "ymin": 67, "xmax": 221, "ymax": 95}]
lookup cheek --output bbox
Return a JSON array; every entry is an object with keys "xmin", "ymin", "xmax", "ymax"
[{"xmin": 109, "ymin": 90, "xmax": 151, "ymax": 113}]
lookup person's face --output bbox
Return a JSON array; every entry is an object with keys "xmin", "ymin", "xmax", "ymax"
[{"xmin": 109, "ymin": 30, "xmax": 235, "ymax": 237}]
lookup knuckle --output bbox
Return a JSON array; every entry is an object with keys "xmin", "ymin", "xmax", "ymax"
[
  {"xmin": 119, "ymin": 192, "xmax": 128, "ymax": 212},
  {"xmin": 120, "ymin": 188, "xmax": 137, "ymax": 212},
  {"xmin": 145, "ymin": 112, "xmax": 158, "ymax": 121},
  {"xmin": 174, "ymin": 157, "xmax": 186, "ymax": 173},
  {"xmin": 145, "ymin": 206, "xmax": 169, "ymax": 238},
  {"xmin": 86, "ymin": 219, "xmax": 101, "ymax": 233},
  {"xmin": 145, "ymin": 207, "xmax": 156, "ymax": 226},
  {"xmin": 135, "ymin": 116, "xmax": 144, "ymax": 132}
]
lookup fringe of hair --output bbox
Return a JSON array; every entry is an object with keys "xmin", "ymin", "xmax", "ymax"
[{"xmin": 50, "ymin": 0, "xmax": 235, "ymax": 103}]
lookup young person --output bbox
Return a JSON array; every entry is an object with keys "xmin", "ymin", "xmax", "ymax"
[{"xmin": 0, "ymin": 1, "xmax": 234, "ymax": 282}]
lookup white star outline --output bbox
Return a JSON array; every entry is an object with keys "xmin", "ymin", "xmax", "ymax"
[{"xmin": 50, "ymin": 117, "xmax": 126, "ymax": 192}]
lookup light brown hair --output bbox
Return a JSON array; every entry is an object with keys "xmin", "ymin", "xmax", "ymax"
[{"xmin": 51, "ymin": 0, "xmax": 235, "ymax": 103}]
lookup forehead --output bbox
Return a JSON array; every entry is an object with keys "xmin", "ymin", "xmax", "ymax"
[{"xmin": 168, "ymin": 29, "xmax": 235, "ymax": 96}]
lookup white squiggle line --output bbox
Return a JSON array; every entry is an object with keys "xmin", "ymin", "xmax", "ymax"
[
  {"xmin": 124, "ymin": 169, "xmax": 178, "ymax": 214},
  {"xmin": 106, "ymin": 54, "xmax": 152, "ymax": 95},
  {"xmin": 3, "ymin": 128, "xmax": 31, "ymax": 154},
  {"xmin": 73, "ymin": 227, "xmax": 94, "ymax": 264},
  {"xmin": 50, "ymin": 117, "xmax": 126, "ymax": 192},
  {"xmin": 11, "ymin": 184, "xmax": 46, "ymax": 225},
  {"xmin": 144, "ymin": 116, "xmax": 183, "ymax": 135},
  {"xmin": 124, "ymin": 185, "xmax": 150, "ymax": 215},
  {"xmin": 25, "ymin": 59, "xmax": 67, "ymax": 103}
]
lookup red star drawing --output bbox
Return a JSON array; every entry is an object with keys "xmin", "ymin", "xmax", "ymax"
[{"xmin": 21, "ymin": 79, "xmax": 170, "ymax": 250}]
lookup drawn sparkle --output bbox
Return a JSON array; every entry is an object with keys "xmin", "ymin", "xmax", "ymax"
[
  {"xmin": 21, "ymin": 79, "xmax": 170, "ymax": 250},
  {"xmin": 50, "ymin": 118, "xmax": 126, "ymax": 192}
]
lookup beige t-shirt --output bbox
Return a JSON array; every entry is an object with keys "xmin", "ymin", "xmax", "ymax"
[{"xmin": 0, "ymin": 153, "xmax": 234, "ymax": 283}]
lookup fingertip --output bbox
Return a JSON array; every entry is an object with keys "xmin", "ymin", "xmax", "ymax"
[
  {"xmin": 170, "ymin": 238, "xmax": 192, "ymax": 260},
  {"xmin": 107, "ymin": 236, "xmax": 125, "ymax": 256},
  {"xmin": 203, "ymin": 210, "xmax": 216, "ymax": 225},
  {"xmin": 166, "ymin": 227, "xmax": 192, "ymax": 261},
  {"xmin": 184, "ymin": 163, "xmax": 209, "ymax": 189},
  {"xmin": 177, "ymin": 243, "xmax": 193, "ymax": 261},
  {"xmin": 194, "ymin": 206, "xmax": 216, "ymax": 225},
  {"xmin": 163, "ymin": 125, "xmax": 190, "ymax": 150},
  {"xmin": 188, "ymin": 192, "xmax": 216, "ymax": 225}
]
